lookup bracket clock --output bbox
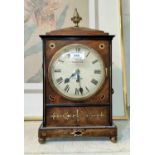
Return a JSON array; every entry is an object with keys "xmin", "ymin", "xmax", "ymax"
[{"xmin": 38, "ymin": 9, "xmax": 117, "ymax": 143}]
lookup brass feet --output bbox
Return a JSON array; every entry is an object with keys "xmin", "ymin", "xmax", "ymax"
[
  {"xmin": 38, "ymin": 138, "xmax": 46, "ymax": 144},
  {"xmin": 110, "ymin": 136, "xmax": 117, "ymax": 143}
]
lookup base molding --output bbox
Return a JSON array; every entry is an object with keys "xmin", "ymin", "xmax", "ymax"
[{"xmin": 38, "ymin": 122, "xmax": 117, "ymax": 143}]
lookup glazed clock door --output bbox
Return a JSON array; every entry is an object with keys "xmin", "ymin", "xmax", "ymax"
[{"xmin": 48, "ymin": 44, "xmax": 106, "ymax": 101}]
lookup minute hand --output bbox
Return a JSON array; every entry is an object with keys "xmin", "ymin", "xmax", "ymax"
[{"xmin": 76, "ymin": 70, "xmax": 83, "ymax": 95}]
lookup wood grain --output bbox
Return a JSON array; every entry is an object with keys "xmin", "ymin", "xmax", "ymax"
[
  {"xmin": 38, "ymin": 27, "xmax": 117, "ymax": 142},
  {"xmin": 46, "ymin": 106, "xmax": 110, "ymax": 127},
  {"xmin": 45, "ymin": 40, "xmax": 110, "ymax": 105}
]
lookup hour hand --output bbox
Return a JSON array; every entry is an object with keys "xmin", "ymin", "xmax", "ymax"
[
  {"xmin": 64, "ymin": 73, "xmax": 76, "ymax": 83},
  {"xmin": 64, "ymin": 78, "xmax": 70, "ymax": 83},
  {"xmin": 76, "ymin": 69, "xmax": 80, "ymax": 82}
]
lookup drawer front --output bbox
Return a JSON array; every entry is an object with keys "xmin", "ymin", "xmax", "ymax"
[
  {"xmin": 39, "ymin": 127, "xmax": 117, "ymax": 139},
  {"xmin": 46, "ymin": 106, "xmax": 110, "ymax": 127}
]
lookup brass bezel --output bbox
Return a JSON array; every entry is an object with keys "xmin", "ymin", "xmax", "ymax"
[{"xmin": 48, "ymin": 43, "xmax": 106, "ymax": 101}]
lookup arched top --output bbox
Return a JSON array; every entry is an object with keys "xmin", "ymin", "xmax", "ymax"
[{"xmin": 45, "ymin": 27, "xmax": 109, "ymax": 36}]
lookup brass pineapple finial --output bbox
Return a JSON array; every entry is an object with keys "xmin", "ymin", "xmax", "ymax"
[{"xmin": 71, "ymin": 8, "xmax": 82, "ymax": 27}]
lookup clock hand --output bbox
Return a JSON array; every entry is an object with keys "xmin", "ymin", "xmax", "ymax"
[
  {"xmin": 64, "ymin": 72, "xmax": 76, "ymax": 83},
  {"xmin": 76, "ymin": 69, "xmax": 83, "ymax": 95},
  {"xmin": 64, "ymin": 69, "xmax": 82, "ymax": 83},
  {"xmin": 76, "ymin": 69, "xmax": 80, "ymax": 82}
]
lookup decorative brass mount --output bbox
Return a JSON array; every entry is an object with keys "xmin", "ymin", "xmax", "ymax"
[
  {"xmin": 71, "ymin": 8, "xmax": 82, "ymax": 27},
  {"xmin": 71, "ymin": 129, "xmax": 85, "ymax": 137},
  {"xmin": 50, "ymin": 111, "xmax": 78, "ymax": 120},
  {"xmin": 86, "ymin": 112, "xmax": 104, "ymax": 118},
  {"xmin": 50, "ymin": 110, "xmax": 104, "ymax": 120}
]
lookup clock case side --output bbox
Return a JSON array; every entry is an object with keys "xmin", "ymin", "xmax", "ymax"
[{"xmin": 41, "ymin": 38, "xmax": 47, "ymax": 127}]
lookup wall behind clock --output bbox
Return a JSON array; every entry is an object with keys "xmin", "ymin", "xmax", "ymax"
[
  {"xmin": 122, "ymin": 0, "xmax": 130, "ymax": 106},
  {"xmin": 24, "ymin": 0, "xmax": 89, "ymax": 83},
  {"xmin": 24, "ymin": 0, "xmax": 130, "ymax": 120}
]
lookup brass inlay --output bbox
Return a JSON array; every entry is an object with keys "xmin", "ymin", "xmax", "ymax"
[
  {"xmin": 71, "ymin": 8, "xmax": 82, "ymax": 27},
  {"xmin": 99, "ymin": 43, "xmax": 105, "ymax": 49},
  {"xmin": 49, "ymin": 95, "xmax": 54, "ymax": 102},
  {"xmin": 101, "ymin": 95, "xmax": 105, "ymax": 100},
  {"xmin": 86, "ymin": 112, "xmax": 104, "ymax": 118},
  {"xmin": 71, "ymin": 130, "xmax": 84, "ymax": 137},
  {"xmin": 50, "ymin": 111, "xmax": 104, "ymax": 120},
  {"xmin": 49, "ymin": 43, "xmax": 55, "ymax": 49},
  {"xmin": 105, "ymin": 68, "xmax": 108, "ymax": 76},
  {"xmin": 50, "ymin": 112, "xmax": 75, "ymax": 120},
  {"xmin": 76, "ymin": 109, "xmax": 79, "ymax": 122}
]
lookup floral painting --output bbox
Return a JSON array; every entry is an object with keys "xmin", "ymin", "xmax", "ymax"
[{"xmin": 24, "ymin": 0, "xmax": 89, "ymax": 83}]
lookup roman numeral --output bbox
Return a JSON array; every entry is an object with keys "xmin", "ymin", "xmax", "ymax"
[
  {"xmin": 58, "ymin": 59, "xmax": 64, "ymax": 63},
  {"xmin": 79, "ymin": 87, "xmax": 83, "ymax": 95},
  {"xmin": 91, "ymin": 79, "xmax": 98, "ymax": 85},
  {"xmin": 92, "ymin": 59, "xmax": 98, "ymax": 64},
  {"xmin": 67, "ymin": 53, "xmax": 70, "ymax": 58},
  {"xmin": 86, "ymin": 51, "xmax": 90, "ymax": 57},
  {"xmin": 76, "ymin": 47, "xmax": 80, "ymax": 52},
  {"xmin": 56, "ymin": 77, "xmax": 63, "ymax": 84},
  {"xmin": 85, "ymin": 86, "xmax": 89, "ymax": 92},
  {"xmin": 75, "ymin": 88, "xmax": 79, "ymax": 95},
  {"xmin": 54, "ymin": 69, "xmax": 61, "ymax": 73},
  {"xmin": 64, "ymin": 84, "xmax": 70, "ymax": 92},
  {"xmin": 94, "ymin": 70, "xmax": 101, "ymax": 74}
]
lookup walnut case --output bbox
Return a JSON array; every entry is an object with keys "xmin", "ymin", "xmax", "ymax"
[{"xmin": 38, "ymin": 27, "xmax": 117, "ymax": 143}]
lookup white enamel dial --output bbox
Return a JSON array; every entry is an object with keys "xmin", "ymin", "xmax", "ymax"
[{"xmin": 48, "ymin": 44, "xmax": 105, "ymax": 100}]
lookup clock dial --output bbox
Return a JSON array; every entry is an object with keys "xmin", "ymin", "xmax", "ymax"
[{"xmin": 48, "ymin": 44, "xmax": 106, "ymax": 100}]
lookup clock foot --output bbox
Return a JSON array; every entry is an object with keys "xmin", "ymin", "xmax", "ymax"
[
  {"xmin": 38, "ymin": 138, "xmax": 46, "ymax": 144},
  {"xmin": 110, "ymin": 136, "xmax": 117, "ymax": 143}
]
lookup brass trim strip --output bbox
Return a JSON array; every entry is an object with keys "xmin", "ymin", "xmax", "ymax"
[
  {"xmin": 105, "ymin": 68, "xmax": 108, "ymax": 76},
  {"xmin": 49, "ymin": 111, "xmax": 105, "ymax": 120},
  {"xmin": 118, "ymin": 0, "xmax": 128, "ymax": 120}
]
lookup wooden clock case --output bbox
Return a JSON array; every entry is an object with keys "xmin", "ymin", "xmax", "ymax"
[{"xmin": 38, "ymin": 27, "xmax": 117, "ymax": 143}]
